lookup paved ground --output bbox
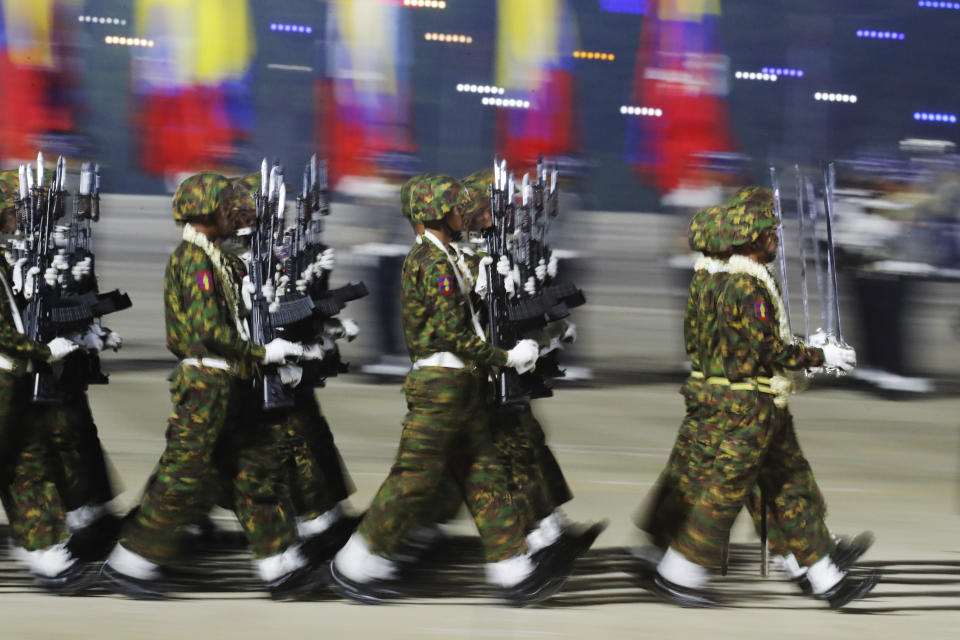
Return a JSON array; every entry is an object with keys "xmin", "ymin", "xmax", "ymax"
[
  {"xmin": 2, "ymin": 376, "xmax": 959, "ymax": 638},
  {"xmin": 1, "ymin": 195, "xmax": 958, "ymax": 637}
]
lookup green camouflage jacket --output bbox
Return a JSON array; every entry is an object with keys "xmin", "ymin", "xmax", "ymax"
[
  {"xmin": 699, "ymin": 272, "xmax": 823, "ymax": 381},
  {"xmin": 164, "ymin": 241, "xmax": 264, "ymax": 378},
  {"xmin": 401, "ymin": 236, "xmax": 507, "ymax": 366},
  {"xmin": 0, "ymin": 260, "xmax": 50, "ymax": 366}
]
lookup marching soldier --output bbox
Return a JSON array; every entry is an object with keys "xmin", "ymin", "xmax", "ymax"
[
  {"xmin": 331, "ymin": 175, "xmax": 585, "ymax": 605},
  {"xmin": 644, "ymin": 187, "xmax": 880, "ymax": 609},
  {"xmin": 101, "ymin": 173, "xmax": 327, "ymax": 599},
  {"xmin": 0, "ymin": 170, "xmax": 97, "ymax": 592}
]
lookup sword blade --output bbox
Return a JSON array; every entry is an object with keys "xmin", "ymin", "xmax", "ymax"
[
  {"xmin": 821, "ymin": 163, "xmax": 843, "ymax": 342},
  {"xmin": 769, "ymin": 166, "xmax": 792, "ymax": 334},
  {"xmin": 795, "ymin": 165, "xmax": 810, "ymax": 341}
]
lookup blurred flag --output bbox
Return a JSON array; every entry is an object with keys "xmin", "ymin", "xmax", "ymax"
[
  {"xmin": 625, "ymin": 0, "xmax": 735, "ymax": 194},
  {"xmin": 317, "ymin": 0, "xmax": 416, "ymax": 188},
  {"xmin": 133, "ymin": 0, "xmax": 255, "ymax": 176},
  {"xmin": 494, "ymin": 0, "xmax": 579, "ymax": 170},
  {"xmin": 0, "ymin": 0, "xmax": 83, "ymax": 160}
]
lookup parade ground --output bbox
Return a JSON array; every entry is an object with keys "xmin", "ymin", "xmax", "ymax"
[{"xmin": 0, "ymin": 195, "xmax": 958, "ymax": 638}]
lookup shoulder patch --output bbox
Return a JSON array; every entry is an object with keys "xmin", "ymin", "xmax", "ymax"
[
  {"xmin": 437, "ymin": 275, "xmax": 454, "ymax": 295},
  {"xmin": 196, "ymin": 270, "xmax": 213, "ymax": 292},
  {"xmin": 754, "ymin": 299, "xmax": 769, "ymax": 321}
]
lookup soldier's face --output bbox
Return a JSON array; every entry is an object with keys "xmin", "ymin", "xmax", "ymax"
[
  {"xmin": 446, "ymin": 206, "xmax": 465, "ymax": 233},
  {"xmin": 760, "ymin": 228, "xmax": 779, "ymax": 262},
  {"xmin": 467, "ymin": 204, "xmax": 492, "ymax": 231}
]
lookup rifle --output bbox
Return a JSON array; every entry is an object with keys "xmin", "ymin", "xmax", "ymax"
[{"xmin": 249, "ymin": 160, "xmax": 295, "ymax": 410}]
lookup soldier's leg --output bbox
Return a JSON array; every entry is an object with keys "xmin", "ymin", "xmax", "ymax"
[{"xmin": 118, "ymin": 368, "xmax": 233, "ymax": 564}]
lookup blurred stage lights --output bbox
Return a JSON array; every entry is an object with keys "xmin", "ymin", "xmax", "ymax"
[
  {"xmin": 856, "ymin": 29, "xmax": 905, "ymax": 39},
  {"xmin": 573, "ymin": 51, "xmax": 615, "ymax": 61},
  {"xmin": 918, "ymin": 1, "xmax": 960, "ymax": 8},
  {"xmin": 914, "ymin": 112, "xmax": 958, "ymax": 123},
  {"xmin": 270, "ymin": 23, "xmax": 313, "ymax": 34},
  {"xmin": 734, "ymin": 71, "xmax": 778, "ymax": 82},
  {"xmin": 814, "ymin": 92, "xmax": 857, "ymax": 103},
  {"xmin": 481, "ymin": 97, "xmax": 531, "ymax": 109},
  {"xmin": 425, "ymin": 33, "xmax": 473, "ymax": 44},
  {"xmin": 403, "ymin": 0, "xmax": 447, "ymax": 8},
  {"xmin": 105, "ymin": 36, "xmax": 154, "ymax": 48},
  {"xmin": 619, "ymin": 105, "xmax": 663, "ymax": 117},
  {"xmin": 79, "ymin": 16, "xmax": 127, "ymax": 26},
  {"xmin": 457, "ymin": 84, "xmax": 505, "ymax": 95},
  {"xmin": 761, "ymin": 67, "xmax": 804, "ymax": 77}
]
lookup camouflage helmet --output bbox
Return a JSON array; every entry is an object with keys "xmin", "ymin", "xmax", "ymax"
[
  {"xmin": 0, "ymin": 169, "xmax": 20, "ymax": 211},
  {"xmin": 172, "ymin": 172, "xmax": 232, "ymax": 223},
  {"xmin": 408, "ymin": 174, "xmax": 468, "ymax": 223},
  {"xmin": 688, "ymin": 205, "xmax": 727, "ymax": 254},
  {"xmin": 226, "ymin": 177, "xmax": 257, "ymax": 212},
  {"xmin": 461, "ymin": 168, "xmax": 494, "ymax": 219},
  {"xmin": 234, "ymin": 172, "xmax": 262, "ymax": 197},
  {"xmin": 718, "ymin": 186, "xmax": 778, "ymax": 248},
  {"xmin": 400, "ymin": 172, "xmax": 434, "ymax": 219}
]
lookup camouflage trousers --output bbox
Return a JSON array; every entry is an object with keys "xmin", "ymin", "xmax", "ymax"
[
  {"xmin": 0, "ymin": 372, "xmax": 69, "ymax": 551},
  {"xmin": 639, "ymin": 379, "xmax": 823, "ymax": 557},
  {"xmin": 424, "ymin": 402, "xmax": 573, "ymax": 533},
  {"xmin": 673, "ymin": 390, "xmax": 832, "ymax": 568},
  {"xmin": 34, "ymin": 391, "xmax": 117, "ymax": 512},
  {"xmin": 358, "ymin": 367, "xmax": 527, "ymax": 563},
  {"xmin": 122, "ymin": 367, "xmax": 298, "ymax": 562},
  {"xmin": 490, "ymin": 403, "xmax": 572, "ymax": 530}
]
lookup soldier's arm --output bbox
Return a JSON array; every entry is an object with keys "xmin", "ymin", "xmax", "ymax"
[
  {"xmin": 721, "ymin": 275, "xmax": 823, "ymax": 375},
  {"xmin": 0, "ymin": 275, "xmax": 51, "ymax": 361},
  {"xmin": 683, "ymin": 272, "xmax": 703, "ymax": 359},
  {"xmin": 179, "ymin": 252, "xmax": 266, "ymax": 364},
  {"xmin": 423, "ymin": 259, "xmax": 508, "ymax": 367}
]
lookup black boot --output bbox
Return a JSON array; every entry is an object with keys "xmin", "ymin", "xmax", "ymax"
[
  {"xmin": 795, "ymin": 532, "xmax": 875, "ymax": 595},
  {"xmin": 266, "ymin": 564, "xmax": 332, "ymax": 600},
  {"xmin": 100, "ymin": 563, "xmax": 168, "ymax": 600},
  {"xmin": 814, "ymin": 569, "xmax": 881, "ymax": 609},
  {"xmin": 501, "ymin": 532, "xmax": 587, "ymax": 606},
  {"xmin": 33, "ymin": 560, "xmax": 101, "ymax": 595},
  {"xmin": 67, "ymin": 513, "xmax": 124, "ymax": 562},
  {"xmin": 646, "ymin": 573, "xmax": 719, "ymax": 608},
  {"xmin": 328, "ymin": 561, "xmax": 406, "ymax": 605},
  {"xmin": 302, "ymin": 514, "xmax": 362, "ymax": 567}
]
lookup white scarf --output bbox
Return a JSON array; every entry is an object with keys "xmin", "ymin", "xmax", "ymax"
[
  {"xmin": 727, "ymin": 254, "xmax": 793, "ymax": 407},
  {"xmin": 694, "ymin": 255, "xmax": 728, "ymax": 274},
  {"xmin": 182, "ymin": 224, "xmax": 249, "ymax": 341}
]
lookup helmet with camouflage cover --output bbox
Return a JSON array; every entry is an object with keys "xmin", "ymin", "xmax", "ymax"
[
  {"xmin": 0, "ymin": 169, "xmax": 20, "ymax": 211},
  {"xmin": 400, "ymin": 172, "xmax": 433, "ymax": 219},
  {"xmin": 234, "ymin": 172, "xmax": 261, "ymax": 197},
  {"xmin": 688, "ymin": 205, "xmax": 730, "ymax": 254},
  {"xmin": 409, "ymin": 174, "xmax": 468, "ymax": 223},
  {"xmin": 461, "ymin": 168, "xmax": 494, "ymax": 219},
  {"xmin": 717, "ymin": 186, "xmax": 778, "ymax": 248},
  {"xmin": 172, "ymin": 172, "xmax": 232, "ymax": 224}
]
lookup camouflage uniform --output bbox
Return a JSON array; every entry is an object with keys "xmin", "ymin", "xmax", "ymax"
[
  {"xmin": 357, "ymin": 176, "xmax": 527, "ymax": 563},
  {"xmin": 120, "ymin": 173, "xmax": 298, "ymax": 562},
  {"xmin": 671, "ymin": 188, "xmax": 832, "ymax": 568},
  {"xmin": 0, "ymin": 197, "xmax": 70, "ymax": 551}
]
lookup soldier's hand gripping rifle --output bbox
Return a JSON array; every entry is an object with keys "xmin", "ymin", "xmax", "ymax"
[{"xmin": 249, "ymin": 161, "xmax": 296, "ymax": 409}]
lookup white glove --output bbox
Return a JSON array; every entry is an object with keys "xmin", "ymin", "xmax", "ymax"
[
  {"xmin": 301, "ymin": 343, "xmax": 326, "ymax": 361},
  {"xmin": 340, "ymin": 318, "xmax": 359, "ymax": 341},
  {"xmin": 535, "ymin": 259, "xmax": 547, "ymax": 283},
  {"xmin": 505, "ymin": 339, "xmax": 539, "ymax": 374},
  {"xmin": 807, "ymin": 329, "xmax": 828, "ymax": 348},
  {"xmin": 504, "ymin": 272, "xmax": 516, "ymax": 299},
  {"xmin": 52, "ymin": 251, "xmax": 70, "ymax": 271},
  {"xmin": 317, "ymin": 248, "xmax": 335, "ymax": 272},
  {"xmin": 278, "ymin": 364, "xmax": 303, "ymax": 387},
  {"xmin": 46, "ymin": 337, "xmax": 78, "ymax": 362},
  {"xmin": 12, "ymin": 258, "xmax": 27, "ymax": 294},
  {"xmin": 71, "ymin": 259, "xmax": 91, "ymax": 282},
  {"xmin": 262, "ymin": 338, "xmax": 303, "ymax": 364},
  {"xmin": 43, "ymin": 266, "xmax": 59, "ymax": 287},
  {"xmin": 75, "ymin": 327, "xmax": 105, "ymax": 352},
  {"xmin": 821, "ymin": 342, "xmax": 856, "ymax": 372},
  {"xmin": 475, "ymin": 256, "xmax": 493, "ymax": 297},
  {"xmin": 496, "ymin": 255, "xmax": 511, "ymax": 277},
  {"xmin": 23, "ymin": 266, "xmax": 40, "ymax": 299},
  {"xmin": 524, "ymin": 276, "xmax": 537, "ymax": 297},
  {"xmin": 103, "ymin": 329, "xmax": 123, "ymax": 351},
  {"xmin": 262, "ymin": 281, "xmax": 276, "ymax": 304},
  {"xmin": 562, "ymin": 322, "xmax": 577, "ymax": 344},
  {"xmin": 241, "ymin": 276, "xmax": 255, "ymax": 311},
  {"xmin": 276, "ymin": 275, "xmax": 291, "ymax": 297},
  {"xmin": 547, "ymin": 253, "xmax": 558, "ymax": 279}
]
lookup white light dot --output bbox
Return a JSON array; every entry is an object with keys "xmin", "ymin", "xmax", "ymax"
[
  {"xmin": 735, "ymin": 71, "xmax": 742, "ymax": 79},
  {"xmin": 814, "ymin": 92, "xmax": 821, "ymax": 100},
  {"xmin": 620, "ymin": 106, "xmax": 627, "ymax": 114},
  {"xmin": 456, "ymin": 83, "xmax": 463, "ymax": 91},
  {"xmin": 655, "ymin": 108, "xmax": 663, "ymax": 116},
  {"xmin": 850, "ymin": 95, "xmax": 857, "ymax": 103}
]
